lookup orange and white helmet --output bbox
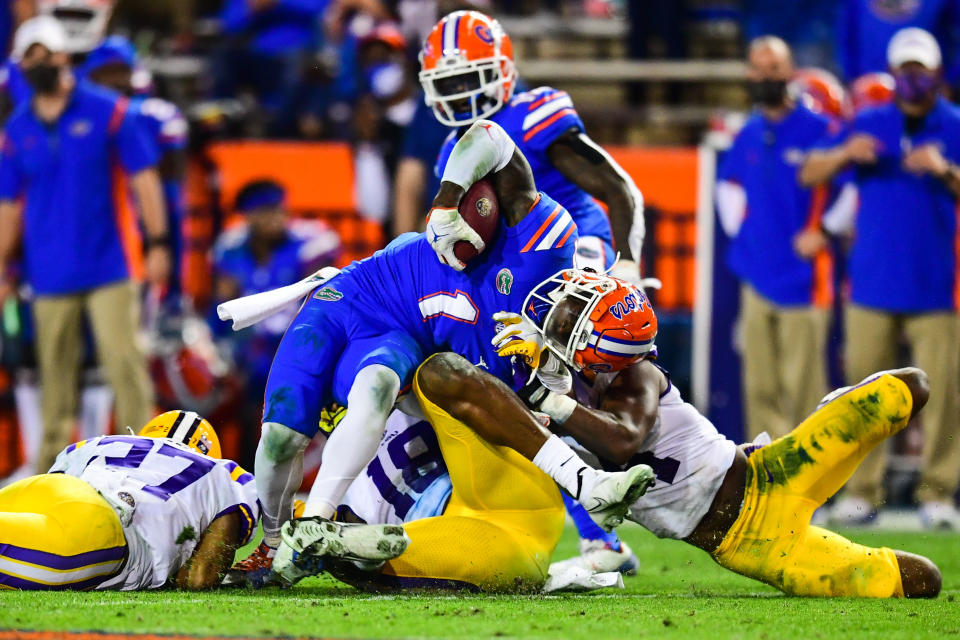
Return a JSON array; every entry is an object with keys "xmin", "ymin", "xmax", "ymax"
[
  {"xmin": 523, "ymin": 269, "xmax": 657, "ymax": 373},
  {"xmin": 851, "ymin": 72, "xmax": 896, "ymax": 113},
  {"xmin": 418, "ymin": 11, "xmax": 516, "ymax": 127},
  {"xmin": 791, "ymin": 67, "xmax": 849, "ymax": 120}
]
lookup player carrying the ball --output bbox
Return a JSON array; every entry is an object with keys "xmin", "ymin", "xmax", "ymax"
[
  {"xmin": 229, "ymin": 119, "xmax": 655, "ymax": 587},
  {"xmin": 421, "ymin": 10, "xmax": 652, "ymax": 572}
]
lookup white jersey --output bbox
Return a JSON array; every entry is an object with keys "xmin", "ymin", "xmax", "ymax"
[
  {"xmin": 50, "ymin": 436, "xmax": 259, "ymax": 590},
  {"xmin": 572, "ymin": 368, "xmax": 736, "ymax": 539},
  {"xmin": 340, "ymin": 411, "xmax": 452, "ymax": 525}
]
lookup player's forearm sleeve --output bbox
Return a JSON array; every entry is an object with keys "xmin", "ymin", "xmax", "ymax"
[{"xmin": 441, "ymin": 119, "xmax": 516, "ymax": 190}]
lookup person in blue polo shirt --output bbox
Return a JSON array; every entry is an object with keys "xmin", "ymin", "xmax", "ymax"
[
  {"xmin": 0, "ymin": 16, "xmax": 171, "ymax": 474},
  {"xmin": 715, "ymin": 36, "xmax": 834, "ymax": 444},
  {"xmin": 803, "ymin": 28, "xmax": 960, "ymax": 529}
]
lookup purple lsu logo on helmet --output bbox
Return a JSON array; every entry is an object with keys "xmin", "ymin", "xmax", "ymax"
[{"xmin": 474, "ymin": 24, "xmax": 494, "ymax": 45}]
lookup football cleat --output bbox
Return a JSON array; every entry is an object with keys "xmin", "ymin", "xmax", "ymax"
[
  {"xmin": 579, "ymin": 465, "xmax": 655, "ymax": 531},
  {"xmin": 273, "ymin": 517, "xmax": 410, "ymax": 586},
  {"xmin": 919, "ymin": 501, "xmax": 960, "ymax": 530},
  {"xmin": 828, "ymin": 496, "xmax": 878, "ymax": 527},
  {"xmin": 549, "ymin": 539, "xmax": 639, "ymax": 577},
  {"xmin": 222, "ymin": 541, "xmax": 279, "ymax": 588}
]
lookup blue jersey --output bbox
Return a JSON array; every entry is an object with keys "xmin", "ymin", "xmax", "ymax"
[
  {"xmin": 436, "ymin": 87, "xmax": 612, "ymax": 245},
  {"xmin": 264, "ymin": 192, "xmax": 577, "ymax": 437}
]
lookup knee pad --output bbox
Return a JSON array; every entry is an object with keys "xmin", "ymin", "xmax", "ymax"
[
  {"xmin": 350, "ymin": 365, "xmax": 401, "ymax": 413},
  {"xmin": 259, "ymin": 422, "xmax": 310, "ymax": 464}
]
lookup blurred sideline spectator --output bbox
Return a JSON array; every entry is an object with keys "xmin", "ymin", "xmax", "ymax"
[
  {"xmin": 743, "ymin": 0, "xmax": 836, "ymax": 69},
  {"xmin": 392, "ymin": 92, "xmax": 449, "ymax": 234},
  {"xmin": 212, "ymin": 0, "xmax": 328, "ymax": 136},
  {"xmin": 352, "ymin": 23, "xmax": 416, "ymax": 222},
  {"xmin": 0, "ymin": 16, "xmax": 170, "ymax": 472},
  {"xmin": 715, "ymin": 36, "xmax": 832, "ymax": 442},
  {"xmin": 802, "ymin": 28, "xmax": 960, "ymax": 529},
  {"xmin": 837, "ymin": 0, "xmax": 960, "ymax": 87},
  {"xmin": 82, "ymin": 35, "xmax": 190, "ymax": 305},
  {"xmin": 212, "ymin": 179, "xmax": 340, "ymax": 461}
]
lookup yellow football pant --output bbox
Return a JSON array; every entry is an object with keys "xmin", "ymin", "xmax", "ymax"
[
  {"xmin": 379, "ymin": 358, "xmax": 565, "ymax": 592},
  {"xmin": 713, "ymin": 373, "xmax": 912, "ymax": 597},
  {"xmin": 0, "ymin": 474, "xmax": 127, "ymax": 590}
]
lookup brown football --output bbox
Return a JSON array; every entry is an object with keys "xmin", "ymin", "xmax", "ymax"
[{"xmin": 453, "ymin": 178, "xmax": 500, "ymax": 264}]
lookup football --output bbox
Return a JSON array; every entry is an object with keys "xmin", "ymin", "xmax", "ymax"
[{"xmin": 453, "ymin": 178, "xmax": 500, "ymax": 264}]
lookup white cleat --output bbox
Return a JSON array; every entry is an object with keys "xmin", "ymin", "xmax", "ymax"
[
  {"xmin": 273, "ymin": 517, "xmax": 410, "ymax": 586},
  {"xmin": 549, "ymin": 538, "xmax": 639, "ymax": 577},
  {"xmin": 828, "ymin": 496, "xmax": 878, "ymax": 527},
  {"xmin": 919, "ymin": 501, "xmax": 960, "ymax": 530},
  {"xmin": 579, "ymin": 464, "xmax": 655, "ymax": 531}
]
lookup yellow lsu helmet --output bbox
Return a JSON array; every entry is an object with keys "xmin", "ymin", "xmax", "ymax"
[{"xmin": 138, "ymin": 410, "xmax": 222, "ymax": 458}]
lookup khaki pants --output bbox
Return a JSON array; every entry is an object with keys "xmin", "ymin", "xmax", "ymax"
[
  {"xmin": 843, "ymin": 304, "xmax": 959, "ymax": 505},
  {"xmin": 33, "ymin": 280, "xmax": 154, "ymax": 472},
  {"xmin": 740, "ymin": 284, "xmax": 830, "ymax": 442}
]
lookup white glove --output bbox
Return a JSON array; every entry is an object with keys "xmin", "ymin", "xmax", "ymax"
[
  {"xmin": 609, "ymin": 259, "xmax": 662, "ymax": 292},
  {"xmin": 426, "ymin": 206, "xmax": 485, "ymax": 271}
]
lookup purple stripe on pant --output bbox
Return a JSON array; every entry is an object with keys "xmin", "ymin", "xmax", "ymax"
[
  {"xmin": 0, "ymin": 570, "xmax": 116, "ymax": 591},
  {"xmin": 0, "ymin": 543, "xmax": 127, "ymax": 570}
]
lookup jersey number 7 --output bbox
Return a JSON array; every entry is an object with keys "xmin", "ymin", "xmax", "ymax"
[{"xmin": 99, "ymin": 436, "xmax": 217, "ymax": 501}]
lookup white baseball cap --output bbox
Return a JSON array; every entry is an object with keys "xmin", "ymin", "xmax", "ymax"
[
  {"xmin": 11, "ymin": 15, "xmax": 68, "ymax": 62},
  {"xmin": 887, "ymin": 27, "xmax": 942, "ymax": 70}
]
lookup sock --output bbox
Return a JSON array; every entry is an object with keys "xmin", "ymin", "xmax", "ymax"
[
  {"xmin": 563, "ymin": 493, "xmax": 621, "ymax": 549},
  {"xmin": 532, "ymin": 435, "xmax": 598, "ymax": 502},
  {"xmin": 303, "ymin": 365, "xmax": 399, "ymax": 520},
  {"xmin": 255, "ymin": 424, "xmax": 310, "ymax": 548}
]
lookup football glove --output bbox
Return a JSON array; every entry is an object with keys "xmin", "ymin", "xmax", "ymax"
[
  {"xmin": 493, "ymin": 311, "xmax": 572, "ymax": 391},
  {"xmin": 608, "ymin": 259, "xmax": 662, "ymax": 292},
  {"xmin": 426, "ymin": 206, "xmax": 485, "ymax": 271},
  {"xmin": 319, "ymin": 403, "xmax": 346, "ymax": 434},
  {"xmin": 491, "ymin": 311, "xmax": 544, "ymax": 368}
]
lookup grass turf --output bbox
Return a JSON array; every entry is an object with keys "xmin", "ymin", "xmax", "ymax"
[{"xmin": 1, "ymin": 524, "xmax": 957, "ymax": 639}]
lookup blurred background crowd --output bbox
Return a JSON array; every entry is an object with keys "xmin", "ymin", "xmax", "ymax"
[{"xmin": 0, "ymin": 0, "xmax": 958, "ymax": 527}]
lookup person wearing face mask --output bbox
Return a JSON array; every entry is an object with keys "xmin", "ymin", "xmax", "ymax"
[
  {"xmin": 0, "ymin": 16, "xmax": 170, "ymax": 473},
  {"xmin": 801, "ymin": 27, "xmax": 960, "ymax": 530},
  {"xmin": 714, "ymin": 36, "xmax": 834, "ymax": 445}
]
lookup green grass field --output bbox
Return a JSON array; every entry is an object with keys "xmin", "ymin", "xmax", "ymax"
[{"xmin": 1, "ymin": 524, "xmax": 957, "ymax": 639}]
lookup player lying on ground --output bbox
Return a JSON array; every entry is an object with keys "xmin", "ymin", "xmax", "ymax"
[
  {"xmin": 513, "ymin": 268, "xmax": 941, "ymax": 598},
  {"xmin": 0, "ymin": 410, "xmax": 406, "ymax": 591},
  {"xmin": 231, "ymin": 119, "xmax": 651, "ymax": 586},
  {"xmin": 272, "ymin": 351, "xmax": 656, "ymax": 591},
  {"xmin": 0, "ymin": 410, "xmax": 255, "ymax": 590}
]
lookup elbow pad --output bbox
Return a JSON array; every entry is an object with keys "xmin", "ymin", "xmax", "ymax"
[{"xmin": 441, "ymin": 120, "xmax": 516, "ymax": 190}]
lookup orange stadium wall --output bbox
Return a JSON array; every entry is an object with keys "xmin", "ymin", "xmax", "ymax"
[{"xmin": 181, "ymin": 142, "xmax": 700, "ymax": 311}]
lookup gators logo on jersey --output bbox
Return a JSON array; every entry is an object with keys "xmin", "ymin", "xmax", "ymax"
[
  {"xmin": 496, "ymin": 268, "xmax": 513, "ymax": 295},
  {"xmin": 314, "ymin": 286, "xmax": 344, "ymax": 301}
]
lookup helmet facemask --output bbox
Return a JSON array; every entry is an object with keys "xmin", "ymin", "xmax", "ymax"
[
  {"xmin": 524, "ymin": 269, "xmax": 657, "ymax": 372},
  {"xmin": 524, "ymin": 272, "xmax": 616, "ymax": 370},
  {"xmin": 419, "ymin": 53, "xmax": 516, "ymax": 126}
]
